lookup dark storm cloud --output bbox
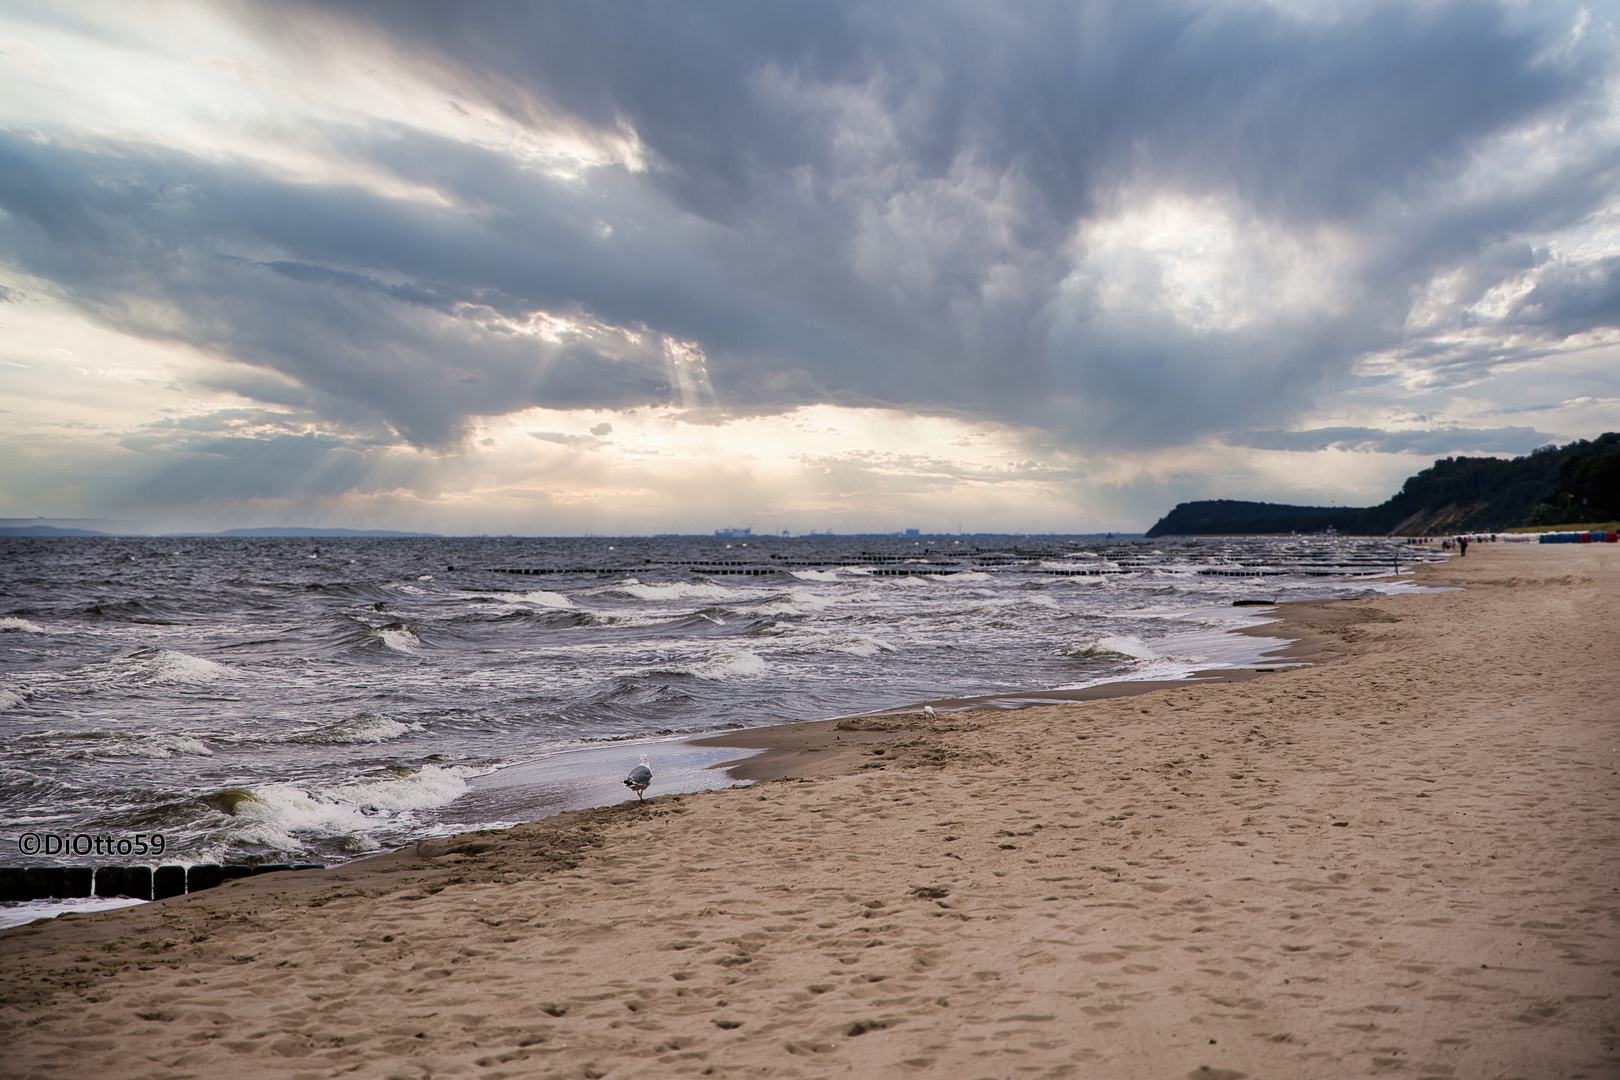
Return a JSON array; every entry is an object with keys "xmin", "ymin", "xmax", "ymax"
[
  {"xmin": 308, "ymin": 0, "xmax": 1608, "ymax": 435},
  {"xmin": 2, "ymin": 0, "xmax": 1615, "ymax": 451},
  {"xmin": 1511, "ymin": 254, "xmax": 1620, "ymax": 333},
  {"xmin": 295, "ymin": 0, "xmax": 1556, "ymax": 216}
]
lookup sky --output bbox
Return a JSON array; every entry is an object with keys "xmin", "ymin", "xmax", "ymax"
[{"xmin": 1, "ymin": 0, "xmax": 1617, "ymax": 535}]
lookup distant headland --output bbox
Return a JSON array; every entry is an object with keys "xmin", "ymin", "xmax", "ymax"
[{"xmin": 1148, "ymin": 432, "xmax": 1619, "ymax": 537}]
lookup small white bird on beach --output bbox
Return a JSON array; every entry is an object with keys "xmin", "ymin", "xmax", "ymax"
[
  {"xmin": 923, "ymin": 705, "xmax": 936, "ymax": 718},
  {"xmin": 624, "ymin": 755, "xmax": 653, "ymax": 801}
]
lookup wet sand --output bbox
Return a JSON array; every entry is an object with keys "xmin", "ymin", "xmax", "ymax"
[{"xmin": 1, "ymin": 544, "xmax": 1616, "ymax": 1080}]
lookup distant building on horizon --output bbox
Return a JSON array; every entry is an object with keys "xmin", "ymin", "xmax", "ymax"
[{"xmin": 714, "ymin": 527, "xmax": 751, "ymax": 538}]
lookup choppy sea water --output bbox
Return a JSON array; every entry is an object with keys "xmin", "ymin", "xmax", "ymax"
[{"xmin": 1, "ymin": 535, "xmax": 1440, "ymax": 875}]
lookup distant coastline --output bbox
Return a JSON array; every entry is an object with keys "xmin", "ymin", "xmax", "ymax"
[
  {"xmin": 0, "ymin": 525, "xmax": 441, "ymax": 538},
  {"xmin": 1148, "ymin": 432, "xmax": 1618, "ymax": 537}
]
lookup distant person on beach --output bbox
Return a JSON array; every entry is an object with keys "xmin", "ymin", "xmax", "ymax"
[{"xmin": 1458, "ymin": 536, "xmax": 1469, "ymax": 556}]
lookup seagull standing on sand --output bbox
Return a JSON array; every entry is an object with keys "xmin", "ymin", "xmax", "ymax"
[
  {"xmin": 624, "ymin": 755, "xmax": 653, "ymax": 801},
  {"xmin": 923, "ymin": 705, "xmax": 936, "ymax": 718}
]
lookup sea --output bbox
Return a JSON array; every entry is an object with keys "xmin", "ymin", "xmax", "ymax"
[{"xmin": 1, "ymin": 534, "xmax": 1440, "ymax": 897}]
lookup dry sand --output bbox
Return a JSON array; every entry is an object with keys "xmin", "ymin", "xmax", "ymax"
[{"xmin": 1, "ymin": 544, "xmax": 1615, "ymax": 1080}]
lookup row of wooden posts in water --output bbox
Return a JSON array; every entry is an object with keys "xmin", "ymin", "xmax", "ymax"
[{"xmin": 0, "ymin": 863, "xmax": 323, "ymax": 903}]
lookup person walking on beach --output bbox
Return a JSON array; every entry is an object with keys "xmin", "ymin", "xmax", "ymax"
[{"xmin": 1458, "ymin": 535, "xmax": 1469, "ymax": 556}]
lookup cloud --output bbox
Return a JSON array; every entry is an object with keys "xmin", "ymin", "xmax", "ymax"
[
  {"xmin": 1231, "ymin": 425, "xmax": 1559, "ymax": 456},
  {"xmin": 288, "ymin": 0, "xmax": 1613, "ymax": 440},
  {"xmin": 1510, "ymin": 254, "xmax": 1620, "ymax": 333},
  {"xmin": 528, "ymin": 429, "xmax": 607, "ymax": 450},
  {"xmin": 0, "ymin": 0, "xmax": 1617, "ymax": 528},
  {"xmin": 0, "ymin": 129, "xmax": 731, "ymax": 443}
]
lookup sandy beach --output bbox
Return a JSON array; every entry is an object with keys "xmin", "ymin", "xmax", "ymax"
[{"xmin": 1, "ymin": 543, "xmax": 1615, "ymax": 1080}]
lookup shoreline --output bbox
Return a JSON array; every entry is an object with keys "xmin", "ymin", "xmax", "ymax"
[
  {"xmin": 0, "ymin": 586, "xmax": 1365, "ymax": 913},
  {"xmin": 376, "ymin": 588, "xmax": 1386, "ymax": 834},
  {"xmin": 451, "ymin": 572, "xmax": 1443, "ymax": 826},
  {"xmin": 691, "ymin": 591, "xmax": 1365, "ymax": 784},
  {"xmin": 0, "ymin": 583, "xmax": 1420, "ymax": 915},
  {"xmin": 0, "ymin": 563, "xmax": 1419, "ymax": 893},
  {"xmin": 2, "ymin": 545, "xmax": 1614, "ymax": 1079}
]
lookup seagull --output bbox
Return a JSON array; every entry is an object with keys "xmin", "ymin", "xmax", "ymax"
[
  {"xmin": 923, "ymin": 705, "xmax": 936, "ymax": 718},
  {"xmin": 623, "ymin": 754, "xmax": 652, "ymax": 801}
]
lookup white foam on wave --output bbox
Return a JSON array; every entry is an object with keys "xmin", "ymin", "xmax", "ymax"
[
  {"xmin": 0, "ymin": 688, "xmax": 24, "ymax": 711},
  {"xmin": 888, "ymin": 574, "xmax": 936, "ymax": 587},
  {"xmin": 1160, "ymin": 620, "xmax": 1298, "ymax": 670},
  {"xmin": 1367, "ymin": 580, "xmax": 1459, "ymax": 595},
  {"xmin": 336, "ymin": 764, "xmax": 473, "ymax": 811},
  {"xmin": 1022, "ymin": 594, "xmax": 1060, "ymax": 608},
  {"xmin": 64, "ymin": 732, "xmax": 215, "ymax": 759},
  {"xmin": 118, "ymin": 649, "xmax": 235, "ymax": 684},
  {"xmin": 292, "ymin": 712, "xmax": 421, "ymax": 745},
  {"xmin": 764, "ymin": 622, "xmax": 897, "ymax": 657},
  {"xmin": 606, "ymin": 579, "xmax": 738, "ymax": 602},
  {"xmin": 693, "ymin": 650, "xmax": 769, "ymax": 679},
  {"xmin": 1061, "ymin": 639, "xmax": 1136, "ymax": 661},
  {"xmin": 135, "ymin": 734, "xmax": 214, "ymax": 758},
  {"xmin": 28, "ymin": 649, "xmax": 241, "ymax": 701},
  {"xmin": 1094, "ymin": 635, "xmax": 1159, "ymax": 660},
  {"xmin": 1099, "ymin": 632, "xmax": 1217, "ymax": 666},
  {"xmin": 789, "ymin": 569, "xmax": 839, "ymax": 582},
  {"xmin": 223, "ymin": 785, "xmax": 375, "ymax": 848},
  {"xmin": 657, "ymin": 650, "xmax": 769, "ymax": 680},
  {"xmin": 375, "ymin": 628, "xmax": 420, "ymax": 652},
  {"xmin": 734, "ymin": 589, "xmax": 838, "ymax": 617},
  {"xmin": 1050, "ymin": 653, "xmax": 1208, "ymax": 692},
  {"xmin": 0, "ymin": 617, "xmax": 45, "ymax": 633},
  {"xmin": 579, "ymin": 610, "xmax": 679, "ymax": 629},
  {"xmin": 509, "ymin": 589, "xmax": 573, "ymax": 609},
  {"xmin": 827, "ymin": 633, "xmax": 896, "ymax": 657},
  {"xmin": 1069, "ymin": 618, "xmax": 1287, "ymax": 677},
  {"xmin": 222, "ymin": 765, "xmax": 474, "ymax": 850}
]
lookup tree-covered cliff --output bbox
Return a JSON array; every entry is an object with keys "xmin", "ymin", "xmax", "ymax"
[{"xmin": 1145, "ymin": 433, "xmax": 1619, "ymax": 536}]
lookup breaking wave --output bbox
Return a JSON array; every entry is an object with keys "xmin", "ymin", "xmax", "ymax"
[
  {"xmin": 649, "ymin": 650, "xmax": 769, "ymax": 680},
  {"xmin": 603, "ymin": 580, "xmax": 738, "ymax": 602},
  {"xmin": 90, "ymin": 649, "xmax": 237, "ymax": 686},
  {"xmin": 288, "ymin": 713, "xmax": 421, "ymax": 745},
  {"xmin": 211, "ymin": 765, "xmax": 474, "ymax": 851},
  {"xmin": 508, "ymin": 589, "xmax": 573, "ymax": 609},
  {"xmin": 371, "ymin": 626, "xmax": 421, "ymax": 652},
  {"xmin": 49, "ymin": 731, "xmax": 216, "ymax": 759}
]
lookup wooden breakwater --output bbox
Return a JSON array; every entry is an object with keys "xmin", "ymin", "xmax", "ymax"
[{"xmin": 0, "ymin": 863, "xmax": 323, "ymax": 904}]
